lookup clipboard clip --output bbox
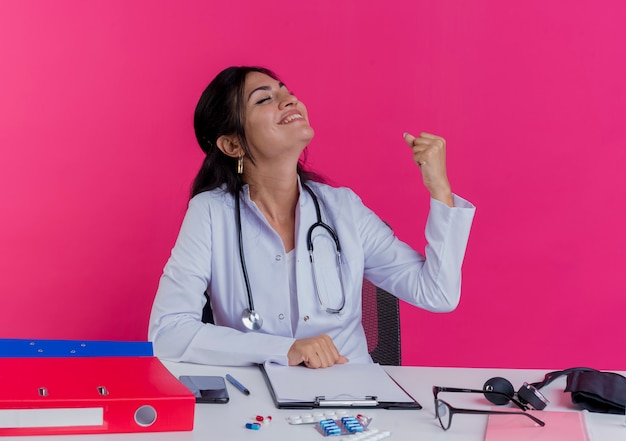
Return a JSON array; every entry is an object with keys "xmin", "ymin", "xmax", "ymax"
[{"xmin": 314, "ymin": 395, "xmax": 379, "ymax": 407}]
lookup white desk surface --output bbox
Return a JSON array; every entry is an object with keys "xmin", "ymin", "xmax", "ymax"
[{"xmin": 5, "ymin": 362, "xmax": 625, "ymax": 440}]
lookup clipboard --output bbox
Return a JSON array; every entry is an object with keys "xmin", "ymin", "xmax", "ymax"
[{"xmin": 260, "ymin": 362, "xmax": 421, "ymax": 409}]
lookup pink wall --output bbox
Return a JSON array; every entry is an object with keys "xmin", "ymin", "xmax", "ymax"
[{"xmin": 1, "ymin": 1, "xmax": 624, "ymax": 369}]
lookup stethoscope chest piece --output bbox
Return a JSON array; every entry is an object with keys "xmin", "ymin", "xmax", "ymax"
[{"xmin": 242, "ymin": 308, "xmax": 263, "ymax": 331}]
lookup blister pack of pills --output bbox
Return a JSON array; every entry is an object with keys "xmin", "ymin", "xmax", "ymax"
[
  {"xmin": 348, "ymin": 429, "xmax": 392, "ymax": 440},
  {"xmin": 287, "ymin": 410, "xmax": 351, "ymax": 425},
  {"xmin": 287, "ymin": 412, "xmax": 391, "ymax": 439},
  {"xmin": 315, "ymin": 416, "xmax": 368, "ymax": 436}
]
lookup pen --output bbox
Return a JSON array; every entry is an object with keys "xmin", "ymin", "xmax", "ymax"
[{"xmin": 226, "ymin": 374, "xmax": 250, "ymax": 395}]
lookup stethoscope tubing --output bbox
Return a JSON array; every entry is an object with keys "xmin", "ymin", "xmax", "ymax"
[
  {"xmin": 235, "ymin": 183, "xmax": 345, "ymax": 330},
  {"xmin": 235, "ymin": 192, "xmax": 255, "ymax": 312}
]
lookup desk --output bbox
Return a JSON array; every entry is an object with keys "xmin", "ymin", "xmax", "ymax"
[{"xmin": 4, "ymin": 363, "xmax": 625, "ymax": 440}]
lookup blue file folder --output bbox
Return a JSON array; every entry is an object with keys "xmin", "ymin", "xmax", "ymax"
[{"xmin": 0, "ymin": 338, "xmax": 153, "ymax": 357}]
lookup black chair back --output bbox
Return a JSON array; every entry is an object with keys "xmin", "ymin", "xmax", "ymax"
[{"xmin": 361, "ymin": 279, "xmax": 401, "ymax": 365}]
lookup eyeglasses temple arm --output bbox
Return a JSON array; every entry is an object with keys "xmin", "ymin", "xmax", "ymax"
[{"xmin": 455, "ymin": 408, "xmax": 545, "ymax": 426}]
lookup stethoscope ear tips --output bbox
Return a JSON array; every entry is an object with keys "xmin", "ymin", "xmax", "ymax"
[{"xmin": 483, "ymin": 377, "xmax": 515, "ymax": 405}]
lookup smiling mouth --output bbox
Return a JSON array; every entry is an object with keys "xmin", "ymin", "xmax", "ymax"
[{"xmin": 279, "ymin": 114, "xmax": 304, "ymax": 124}]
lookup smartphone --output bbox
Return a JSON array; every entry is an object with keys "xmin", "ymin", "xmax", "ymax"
[{"xmin": 179, "ymin": 375, "xmax": 229, "ymax": 403}]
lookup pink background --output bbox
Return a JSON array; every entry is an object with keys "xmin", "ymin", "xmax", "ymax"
[{"xmin": 1, "ymin": 1, "xmax": 624, "ymax": 369}]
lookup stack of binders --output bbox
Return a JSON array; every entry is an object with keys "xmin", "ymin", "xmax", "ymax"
[{"xmin": 0, "ymin": 339, "xmax": 195, "ymax": 436}]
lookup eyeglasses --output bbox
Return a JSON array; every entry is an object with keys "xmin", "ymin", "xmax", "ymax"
[
  {"xmin": 433, "ymin": 385, "xmax": 528, "ymax": 410},
  {"xmin": 433, "ymin": 386, "xmax": 545, "ymax": 431}
]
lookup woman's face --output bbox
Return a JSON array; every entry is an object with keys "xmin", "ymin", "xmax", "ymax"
[{"xmin": 242, "ymin": 71, "xmax": 314, "ymax": 162}]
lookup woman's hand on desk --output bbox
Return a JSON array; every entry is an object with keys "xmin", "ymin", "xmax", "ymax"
[{"xmin": 287, "ymin": 334, "xmax": 348, "ymax": 368}]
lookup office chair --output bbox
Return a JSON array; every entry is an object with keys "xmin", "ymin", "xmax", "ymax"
[
  {"xmin": 360, "ymin": 279, "xmax": 401, "ymax": 366},
  {"xmin": 201, "ymin": 279, "xmax": 401, "ymax": 366}
]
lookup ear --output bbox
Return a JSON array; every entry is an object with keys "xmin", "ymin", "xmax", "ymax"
[{"xmin": 216, "ymin": 135, "xmax": 243, "ymax": 158}]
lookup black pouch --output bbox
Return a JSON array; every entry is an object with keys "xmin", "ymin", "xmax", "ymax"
[{"xmin": 564, "ymin": 370, "xmax": 626, "ymax": 414}]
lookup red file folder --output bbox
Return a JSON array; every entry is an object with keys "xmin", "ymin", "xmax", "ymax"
[{"xmin": 0, "ymin": 356, "xmax": 195, "ymax": 436}]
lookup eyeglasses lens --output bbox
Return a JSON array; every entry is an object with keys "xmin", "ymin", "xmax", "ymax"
[{"xmin": 435, "ymin": 399, "xmax": 452, "ymax": 430}]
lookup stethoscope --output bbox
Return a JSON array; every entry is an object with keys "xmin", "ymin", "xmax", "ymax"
[{"xmin": 235, "ymin": 183, "xmax": 347, "ymax": 331}]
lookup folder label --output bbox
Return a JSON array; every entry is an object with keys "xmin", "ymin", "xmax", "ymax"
[{"xmin": 0, "ymin": 408, "xmax": 104, "ymax": 428}]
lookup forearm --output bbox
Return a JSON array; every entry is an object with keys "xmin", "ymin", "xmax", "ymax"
[
  {"xmin": 150, "ymin": 314, "xmax": 295, "ymax": 366},
  {"xmin": 417, "ymin": 194, "xmax": 476, "ymax": 310}
]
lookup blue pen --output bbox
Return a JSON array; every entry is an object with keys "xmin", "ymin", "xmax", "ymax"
[{"xmin": 226, "ymin": 374, "xmax": 250, "ymax": 395}]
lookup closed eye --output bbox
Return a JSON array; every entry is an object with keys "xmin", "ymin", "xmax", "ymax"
[{"xmin": 248, "ymin": 82, "xmax": 288, "ymax": 104}]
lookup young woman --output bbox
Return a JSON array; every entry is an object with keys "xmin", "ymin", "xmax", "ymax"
[{"xmin": 148, "ymin": 66, "xmax": 475, "ymax": 368}]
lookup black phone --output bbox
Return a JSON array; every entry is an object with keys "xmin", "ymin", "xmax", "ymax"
[{"xmin": 179, "ymin": 375, "xmax": 230, "ymax": 403}]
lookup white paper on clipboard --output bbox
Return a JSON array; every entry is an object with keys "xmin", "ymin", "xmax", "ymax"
[{"xmin": 261, "ymin": 362, "xmax": 419, "ymax": 408}]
